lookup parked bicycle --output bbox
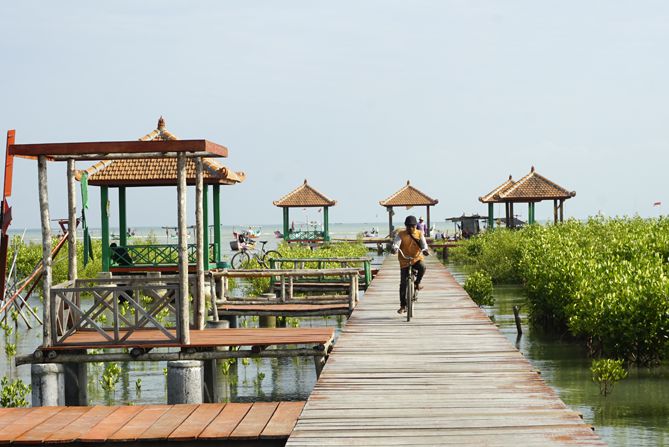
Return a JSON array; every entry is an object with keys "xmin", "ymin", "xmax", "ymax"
[
  {"xmin": 397, "ymin": 248, "xmax": 419, "ymax": 322},
  {"xmin": 230, "ymin": 233, "xmax": 282, "ymax": 269}
]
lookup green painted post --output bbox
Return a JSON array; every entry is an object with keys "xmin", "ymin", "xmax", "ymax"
[
  {"xmin": 119, "ymin": 187, "xmax": 127, "ymax": 247},
  {"xmin": 203, "ymin": 184, "xmax": 210, "ymax": 270},
  {"xmin": 283, "ymin": 208, "xmax": 290, "ymax": 240},
  {"xmin": 213, "ymin": 184, "xmax": 221, "ymax": 265},
  {"xmin": 364, "ymin": 260, "xmax": 371, "ymax": 287},
  {"xmin": 101, "ymin": 186, "xmax": 110, "ymax": 272},
  {"xmin": 488, "ymin": 203, "xmax": 494, "ymax": 230},
  {"xmin": 323, "ymin": 207, "xmax": 330, "ymax": 241}
]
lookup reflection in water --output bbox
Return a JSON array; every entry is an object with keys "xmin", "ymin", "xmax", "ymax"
[{"xmin": 448, "ymin": 263, "xmax": 669, "ymax": 447}]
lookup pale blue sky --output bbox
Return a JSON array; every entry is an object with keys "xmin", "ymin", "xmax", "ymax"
[{"xmin": 1, "ymin": 1, "xmax": 668, "ymax": 229}]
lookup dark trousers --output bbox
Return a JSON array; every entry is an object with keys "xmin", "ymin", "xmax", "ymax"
[{"xmin": 399, "ymin": 261, "xmax": 426, "ymax": 306}]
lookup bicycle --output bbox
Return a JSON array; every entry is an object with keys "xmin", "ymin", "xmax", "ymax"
[
  {"xmin": 397, "ymin": 248, "xmax": 419, "ymax": 322},
  {"xmin": 230, "ymin": 236, "xmax": 282, "ymax": 269}
]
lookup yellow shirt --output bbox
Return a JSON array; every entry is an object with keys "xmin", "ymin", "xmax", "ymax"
[{"xmin": 393, "ymin": 228, "xmax": 426, "ymax": 268}]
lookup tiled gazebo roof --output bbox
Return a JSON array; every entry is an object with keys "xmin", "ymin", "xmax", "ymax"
[
  {"xmin": 273, "ymin": 180, "xmax": 336, "ymax": 207},
  {"xmin": 379, "ymin": 180, "xmax": 438, "ymax": 207},
  {"xmin": 77, "ymin": 117, "xmax": 246, "ymax": 187},
  {"xmin": 479, "ymin": 167, "xmax": 575, "ymax": 203}
]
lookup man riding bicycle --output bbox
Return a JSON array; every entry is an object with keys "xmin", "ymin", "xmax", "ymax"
[{"xmin": 391, "ymin": 215, "xmax": 429, "ymax": 314}]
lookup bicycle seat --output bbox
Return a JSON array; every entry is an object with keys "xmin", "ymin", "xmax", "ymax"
[{"xmin": 259, "ymin": 240, "xmax": 268, "ymax": 244}]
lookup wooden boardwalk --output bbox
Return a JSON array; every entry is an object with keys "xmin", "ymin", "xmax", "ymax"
[
  {"xmin": 287, "ymin": 256, "xmax": 605, "ymax": 446},
  {"xmin": 0, "ymin": 402, "xmax": 304, "ymax": 445}
]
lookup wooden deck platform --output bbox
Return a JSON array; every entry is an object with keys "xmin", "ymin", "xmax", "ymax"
[
  {"xmin": 218, "ymin": 303, "xmax": 351, "ymax": 317},
  {"xmin": 0, "ymin": 402, "xmax": 305, "ymax": 445},
  {"xmin": 286, "ymin": 256, "xmax": 604, "ymax": 446}
]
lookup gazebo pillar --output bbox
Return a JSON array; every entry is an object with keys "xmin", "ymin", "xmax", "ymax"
[
  {"xmin": 100, "ymin": 186, "xmax": 110, "ymax": 272},
  {"xmin": 323, "ymin": 206, "xmax": 330, "ymax": 242},
  {"xmin": 119, "ymin": 186, "xmax": 127, "ymax": 247},
  {"xmin": 66, "ymin": 159, "xmax": 77, "ymax": 281},
  {"xmin": 559, "ymin": 199, "xmax": 564, "ymax": 222},
  {"xmin": 283, "ymin": 208, "xmax": 290, "ymax": 239},
  {"xmin": 203, "ymin": 184, "xmax": 209, "ymax": 270},
  {"xmin": 195, "ymin": 157, "xmax": 205, "ymax": 330},
  {"xmin": 38, "ymin": 156, "xmax": 52, "ymax": 347},
  {"xmin": 553, "ymin": 199, "xmax": 558, "ymax": 224},
  {"xmin": 426, "ymin": 206, "xmax": 431, "ymax": 237},
  {"xmin": 488, "ymin": 203, "xmax": 494, "ymax": 229},
  {"xmin": 213, "ymin": 184, "xmax": 221, "ymax": 265},
  {"xmin": 176, "ymin": 153, "xmax": 190, "ymax": 344},
  {"xmin": 527, "ymin": 202, "xmax": 534, "ymax": 225},
  {"xmin": 387, "ymin": 207, "xmax": 394, "ymax": 237},
  {"xmin": 509, "ymin": 202, "xmax": 515, "ymax": 228}
]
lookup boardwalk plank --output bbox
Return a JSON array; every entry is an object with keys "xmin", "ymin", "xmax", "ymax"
[
  {"xmin": 261, "ymin": 402, "xmax": 306, "ymax": 439},
  {"xmin": 46, "ymin": 405, "xmax": 119, "ymax": 443},
  {"xmin": 138, "ymin": 403, "xmax": 198, "ymax": 440},
  {"xmin": 79, "ymin": 405, "xmax": 143, "ymax": 442},
  {"xmin": 198, "ymin": 403, "xmax": 252, "ymax": 439},
  {"xmin": 0, "ymin": 407, "xmax": 63, "ymax": 442},
  {"xmin": 168, "ymin": 403, "xmax": 224, "ymax": 441},
  {"xmin": 107, "ymin": 405, "xmax": 171, "ymax": 441},
  {"xmin": 14, "ymin": 406, "xmax": 89, "ymax": 444},
  {"xmin": 230, "ymin": 402, "xmax": 279, "ymax": 439}
]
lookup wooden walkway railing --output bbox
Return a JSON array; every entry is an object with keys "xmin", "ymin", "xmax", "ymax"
[{"xmin": 286, "ymin": 256, "xmax": 605, "ymax": 446}]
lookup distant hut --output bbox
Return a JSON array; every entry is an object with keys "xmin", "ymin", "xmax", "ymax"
[
  {"xmin": 446, "ymin": 214, "xmax": 488, "ymax": 239},
  {"xmin": 379, "ymin": 181, "xmax": 438, "ymax": 237},
  {"xmin": 78, "ymin": 117, "xmax": 246, "ymax": 272},
  {"xmin": 479, "ymin": 166, "xmax": 576, "ymax": 228},
  {"xmin": 273, "ymin": 180, "xmax": 336, "ymax": 242}
]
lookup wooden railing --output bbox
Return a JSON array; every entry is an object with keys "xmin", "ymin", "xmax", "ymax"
[
  {"xmin": 284, "ymin": 230, "xmax": 326, "ymax": 241},
  {"xmin": 109, "ymin": 243, "xmax": 217, "ymax": 268},
  {"xmin": 269, "ymin": 257, "xmax": 373, "ymax": 288},
  {"xmin": 50, "ymin": 276, "xmax": 183, "ymax": 347}
]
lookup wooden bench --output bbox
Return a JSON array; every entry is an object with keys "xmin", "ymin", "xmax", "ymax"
[{"xmin": 218, "ymin": 302, "xmax": 351, "ymax": 318}]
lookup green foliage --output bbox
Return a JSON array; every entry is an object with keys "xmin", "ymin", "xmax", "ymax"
[
  {"xmin": 0, "ymin": 376, "xmax": 30, "ymax": 408},
  {"xmin": 276, "ymin": 242, "xmax": 368, "ymax": 267},
  {"xmin": 591, "ymin": 358, "xmax": 628, "ymax": 396},
  {"xmin": 4, "ymin": 343, "xmax": 16, "ymax": 358},
  {"xmin": 453, "ymin": 217, "xmax": 669, "ymax": 364},
  {"xmin": 100, "ymin": 363, "xmax": 122, "ymax": 392},
  {"xmin": 463, "ymin": 271, "xmax": 494, "ymax": 306}
]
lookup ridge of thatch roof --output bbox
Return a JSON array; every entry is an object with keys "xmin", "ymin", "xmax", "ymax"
[
  {"xmin": 479, "ymin": 167, "xmax": 575, "ymax": 203},
  {"xmin": 273, "ymin": 180, "xmax": 336, "ymax": 207},
  {"xmin": 379, "ymin": 180, "xmax": 438, "ymax": 207},
  {"xmin": 479, "ymin": 175, "xmax": 515, "ymax": 203}
]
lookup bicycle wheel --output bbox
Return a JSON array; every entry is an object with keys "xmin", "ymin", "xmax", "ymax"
[
  {"xmin": 261, "ymin": 250, "xmax": 282, "ymax": 268},
  {"xmin": 231, "ymin": 251, "xmax": 250, "ymax": 269},
  {"xmin": 406, "ymin": 276, "xmax": 414, "ymax": 322}
]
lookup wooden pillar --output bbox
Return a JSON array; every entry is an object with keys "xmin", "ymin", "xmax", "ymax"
[
  {"xmin": 509, "ymin": 202, "xmax": 515, "ymax": 228},
  {"xmin": 203, "ymin": 184, "xmax": 210, "ymax": 270},
  {"xmin": 213, "ymin": 184, "xmax": 221, "ymax": 265},
  {"xmin": 553, "ymin": 199, "xmax": 558, "ymax": 224},
  {"xmin": 559, "ymin": 199, "xmax": 564, "ymax": 222},
  {"xmin": 528, "ymin": 203, "xmax": 533, "ymax": 225},
  {"xmin": 282, "ymin": 207, "xmax": 289, "ymax": 240},
  {"xmin": 38, "ymin": 156, "xmax": 52, "ymax": 347},
  {"xmin": 195, "ymin": 157, "xmax": 206, "ymax": 330},
  {"xmin": 119, "ymin": 187, "xmax": 127, "ymax": 247},
  {"xmin": 387, "ymin": 207, "xmax": 394, "ymax": 237},
  {"xmin": 66, "ymin": 159, "xmax": 77, "ymax": 281},
  {"xmin": 100, "ymin": 186, "xmax": 110, "ymax": 272},
  {"xmin": 323, "ymin": 206, "xmax": 330, "ymax": 241},
  {"xmin": 504, "ymin": 202, "xmax": 509, "ymax": 228},
  {"xmin": 177, "ymin": 153, "xmax": 190, "ymax": 344},
  {"xmin": 488, "ymin": 203, "xmax": 494, "ymax": 230},
  {"xmin": 426, "ymin": 206, "xmax": 431, "ymax": 237}
]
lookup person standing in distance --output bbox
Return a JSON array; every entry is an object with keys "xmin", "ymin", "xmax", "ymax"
[
  {"xmin": 391, "ymin": 215, "xmax": 429, "ymax": 314},
  {"xmin": 417, "ymin": 216, "xmax": 428, "ymax": 234}
]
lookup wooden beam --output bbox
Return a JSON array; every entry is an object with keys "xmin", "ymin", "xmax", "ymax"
[
  {"xmin": 213, "ymin": 184, "xmax": 221, "ymax": 265},
  {"xmin": 67, "ymin": 159, "xmax": 77, "ymax": 281},
  {"xmin": 195, "ymin": 157, "xmax": 205, "ymax": 330},
  {"xmin": 38, "ymin": 155, "xmax": 52, "ymax": 346},
  {"xmin": 177, "ymin": 152, "xmax": 190, "ymax": 344},
  {"xmin": 10, "ymin": 140, "xmax": 228, "ymax": 159}
]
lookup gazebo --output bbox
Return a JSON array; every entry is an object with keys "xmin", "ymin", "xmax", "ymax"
[
  {"xmin": 273, "ymin": 180, "xmax": 336, "ymax": 242},
  {"xmin": 78, "ymin": 117, "xmax": 246, "ymax": 272},
  {"xmin": 379, "ymin": 180, "xmax": 438, "ymax": 237},
  {"xmin": 479, "ymin": 166, "xmax": 576, "ymax": 228}
]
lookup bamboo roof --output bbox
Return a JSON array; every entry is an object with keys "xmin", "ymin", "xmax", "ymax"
[
  {"xmin": 76, "ymin": 117, "xmax": 246, "ymax": 187},
  {"xmin": 273, "ymin": 180, "xmax": 336, "ymax": 208},
  {"xmin": 379, "ymin": 180, "xmax": 438, "ymax": 207},
  {"xmin": 479, "ymin": 167, "xmax": 575, "ymax": 203}
]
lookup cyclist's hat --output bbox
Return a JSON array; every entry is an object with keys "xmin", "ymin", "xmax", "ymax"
[{"xmin": 404, "ymin": 215, "xmax": 418, "ymax": 226}]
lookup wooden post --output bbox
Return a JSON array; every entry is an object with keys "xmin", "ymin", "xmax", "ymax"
[
  {"xmin": 323, "ymin": 206, "xmax": 330, "ymax": 242},
  {"xmin": 509, "ymin": 202, "xmax": 514, "ymax": 228},
  {"xmin": 38, "ymin": 156, "xmax": 52, "ymax": 347},
  {"xmin": 177, "ymin": 152, "xmax": 190, "ymax": 344},
  {"xmin": 387, "ymin": 207, "xmax": 394, "ymax": 237},
  {"xmin": 513, "ymin": 305, "xmax": 523, "ymax": 336},
  {"xmin": 288, "ymin": 276, "xmax": 294, "ymax": 300},
  {"xmin": 426, "ymin": 206, "xmax": 431, "ymax": 237},
  {"xmin": 100, "ymin": 186, "xmax": 110, "ymax": 272},
  {"xmin": 203, "ymin": 184, "xmax": 209, "ymax": 270},
  {"xmin": 119, "ymin": 186, "xmax": 127, "ymax": 247},
  {"xmin": 280, "ymin": 276, "xmax": 286, "ymax": 303},
  {"xmin": 213, "ymin": 184, "xmax": 221, "ymax": 265},
  {"xmin": 559, "ymin": 199, "xmax": 564, "ymax": 222},
  {"xmin": 195, "ymin": 157, "xmax": 206, "ymax": 330},
  {"xmin": 553, "ymin": 199, "xmax": 558, "ymax": 224},
  {"xmin": 209, "ymin": 273, "xmax": 219, "ymax": 322},
  {"xmin": 283, "ymin": 207, "xmax": 289, "ymax": 240},
  {"xmin": 66, "ymin": 159, "xmax": 77, "ymax": 282},
  {"xmin": 488, "ymin": 203, "xmax": 494, "ymax": 230}
]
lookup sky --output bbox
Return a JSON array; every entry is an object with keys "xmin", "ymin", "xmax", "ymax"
[{"xmin": 1, "ymin": 1, "xmax": 668, "ymax": 229}]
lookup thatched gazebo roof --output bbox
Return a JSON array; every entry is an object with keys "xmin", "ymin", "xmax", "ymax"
[
  {"xmin": 479, "ymin": 167, "xmax": 575, "ymax": 203},
  {"xmin": 379, "ymin": 180, "xmax": 438, "ymax": 207},
  {"xmin": 273, "ymin": 180, "xmax": 336, "ymax": 208},
  {"xmin": 76, "ymin": 117, "xmax": 246, "ymax": 187}
]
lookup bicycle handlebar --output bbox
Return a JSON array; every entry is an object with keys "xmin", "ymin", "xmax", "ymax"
[{"xmin": 396, "ymin": 248, "xmax": 414, "ymax": 261}]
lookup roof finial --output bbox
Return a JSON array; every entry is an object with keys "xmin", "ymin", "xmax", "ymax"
[
  {"xmin": 304, "ymin": 179, "xmax": 308, "ymax": 184},
  {"xmin": 158, "ymin": 116, "xmax": 166, "ymax": 130},
  {"xmin": 406, "ymin": 180, "xmax": 410, "ymax": 185},
  {"xmin": 508, "ymin": 174, "xmax": 512, "ymax": 180},
  {"xmin": 531, "ymin": 165, "xmax": 535, "ymax": 173}
]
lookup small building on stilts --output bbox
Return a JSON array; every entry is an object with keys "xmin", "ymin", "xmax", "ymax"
[
  {"xmin": 479, "ymin": 166, "xmax": 576, "ymax": 229},
  {"xmin": 273, "ymin": 180, "xmax": 336, "ymax": 243},
  {"xmin": 379, "ymin": 180, "xmax": 438, "ymax": 237}
]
